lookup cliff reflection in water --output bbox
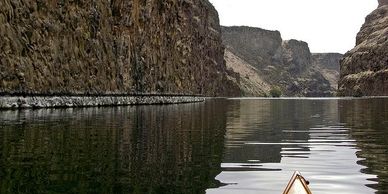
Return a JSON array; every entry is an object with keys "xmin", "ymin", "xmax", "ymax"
[
  {"xmin": 223, "ymin": 99, "xmax": 340, "ymax": 164},
  {"xmin": 340, "ymin": 99, "xmax": 388, "ymax": 193},
  {"xmin": 0, "ymin": 100, "xmax": 228, "ymax": 194},
  {"xmin": 209, "ymin": 99, "xmax": 375, "ymax": 194}
]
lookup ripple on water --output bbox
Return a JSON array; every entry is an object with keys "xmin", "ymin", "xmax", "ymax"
[{"xmin": 210, "ymin": 99, "xmax": 386, "ymax": 194}]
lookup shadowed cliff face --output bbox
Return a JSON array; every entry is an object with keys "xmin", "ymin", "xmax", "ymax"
[
  {"xmin": 222, "ymin": 26, "xmax": 339, "ymax": 97},
  {"xmin": 0, "ymin": 0, "xmax": 240, "ymax": 96},
  {"xmin": 338, "ymin": 4, "xmax": 388, "ymax": 96},
  {"xmin": 312, "ymin": 53, "xmax": 343, "ymax": 91},
  {"xmin": 379, "ymin": 0, "xmax": 388, "ymax": 7}
]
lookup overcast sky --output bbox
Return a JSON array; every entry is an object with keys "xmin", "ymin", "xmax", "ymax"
[{"xmin": 209, "ymin": 0, "xmax": 378, "ymax": 53}]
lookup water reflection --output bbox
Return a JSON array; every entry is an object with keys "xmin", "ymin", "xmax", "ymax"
[
  {"xmin": 0, "ymin": 100, "xmax": 227, "ymax": 194},
  {"xmin": 340, "ymin": 99, "xmax": 388, "ymax": 194},
  {"xmin": 208, "ymin": 99, "xmax": 377, "ymax": 194},
  {"xmin": 1, "ymin": 98, "xmax": 388, "ymax": 194},
  {"xmin": 223, "ymin": 100, "xmax": 315, "ymax": 164}
]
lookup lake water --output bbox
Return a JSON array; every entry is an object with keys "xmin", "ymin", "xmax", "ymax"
[{"xmin": 0, "ymin": 98, "xmax": 387, "ymax": 194}]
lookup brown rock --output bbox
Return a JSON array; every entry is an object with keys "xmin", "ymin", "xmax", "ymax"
[
  {"xmin": 312, "ymin": 53, "xmax": 343, "ymax": 91},
  {"xmin": 222, "ymin": 26, "xmax": 282, "ymax": 69},
  {"xmin": 222, "ymin": 26, "xmax": 336, "ymax": 97},
  {"xmin": 0, "ymin": 0, "xmax": 240, "ymax": 97},
  {"xmin": 224, "ymin": 48, "xmax": 270, "ymax": 96},
  {"xmin": 338, "ymin": 4, "xmax": 388, "ymax": 96},
  {"xmin": 379, "ymin": 0, "xmax": 388, "ymax": 7}
]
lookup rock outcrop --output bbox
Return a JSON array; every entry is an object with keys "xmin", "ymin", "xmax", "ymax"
[
  {"xmin": 338, "ymin": 3, "xmax": 388, "ymax": 96},
  {"xmin": 222, "ymin": 26, "xmax": 282, "ymax": 69},
  {"xmin": 222, "ymin": 26, "xmax": 339, "ymax": 97},
  {"xmin": 224, "ymin": 49, "xmax": 270, "ymax": 96},
  {"xmin": 0, "ymin": 0, "xmax": 240, "ymax": 97},
  {"xmin": 312, "ymin": 53, "xmax": 343, "ymax": 92},
  {"xmin": 379, "ymin": 0, "xmax": 388, "ymax": 7}
]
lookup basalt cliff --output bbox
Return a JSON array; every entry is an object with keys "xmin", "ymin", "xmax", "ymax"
[
  {"xmin": 0, "ymin": 0, "xmax": 240, "ymax": 97},
  {"xmin": 222, "ymin": 26, "xmax": 342, "ymax": 97},
  {"xmin": 338, "ymin": 2, "xmax": 388, "ymax": 96}
]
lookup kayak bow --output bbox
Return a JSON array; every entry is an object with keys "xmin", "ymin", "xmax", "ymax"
[{"xmin": 283, "ymin": 171, "xmax": 312, "ymax": 194}]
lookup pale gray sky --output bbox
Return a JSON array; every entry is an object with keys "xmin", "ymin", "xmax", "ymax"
[{"xmin": 209, "ymin": 0, "xmax": 378, "ymax": 53}]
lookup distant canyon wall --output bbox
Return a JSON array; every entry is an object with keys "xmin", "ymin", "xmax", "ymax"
[
  {"xmin": 338, "ymin": 3, "xmax": 388, "ymax": 96},
  {"xmin": 0, "ymin": 0, "xmax": 240, "ymax": 97},
  {"xmin": 222, "ymin": 26, "xmax": 342, "ymax": 97},
  {"xmin": 312, "ymin": 53, "xmax": 343, "ymax": 91}
]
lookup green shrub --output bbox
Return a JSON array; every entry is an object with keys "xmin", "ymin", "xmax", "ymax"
[{"xmin": 269, "ymin": 86, "xmax": 282, "ymax": 97}]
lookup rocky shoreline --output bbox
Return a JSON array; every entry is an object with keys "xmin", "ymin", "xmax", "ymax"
[{"xmin": 0, "ymin": 95, "xmax": 205, "ymax": 109}]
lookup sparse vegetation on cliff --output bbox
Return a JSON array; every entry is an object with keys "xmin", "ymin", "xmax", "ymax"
[{"xmin": 270, "ymin": 86, "xmax": 282, "ymax": 97}]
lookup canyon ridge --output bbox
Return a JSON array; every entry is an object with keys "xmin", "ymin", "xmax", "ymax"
[
  {"xmin": 222, "ymin": 26, "xmax": 342, "ymax": 97},
  {"xmin": 338, "ymin": 1, "xmax": 388, "ymax": 96},
  {"xmin": 1, "ymin": 0, "xmax": 385, "ymax": 102}
]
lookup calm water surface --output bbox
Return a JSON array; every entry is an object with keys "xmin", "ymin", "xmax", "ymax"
[{"xmin": 0, "ymin": 98, "xmax": 388, "ymax": 194}]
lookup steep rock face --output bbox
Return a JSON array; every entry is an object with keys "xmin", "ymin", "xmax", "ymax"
[
  {"xmin": 338, "ymin": 4, "xmax": 388, "ymax": 96},
  {"xmin": 313, "ymin": 53, "xmax": 342, "ymax": 71},
  {"xmin": 379, "ymin": 0, "xmax": 388, "ymax": 7},
  {"xmin": 222, "ymin": 26, "xmax": 335, "ymax": 97},
  {"xmin": 0, "ymin": 0, "xmax": 240, "ymax": 96},
  {"xmin": 280, "ymin": 39, "xmax": 312, "ymax": 74},
  {"xmin": 224, "ymin": 48, "xmax": 270, "ymax": 96},
  {"xmin": 312, "ymin": 53, "xmax": 342, "ymax": 91},
  {"xmin": 222, "ymin": 26, "xmax": 282, "ymax": 68}
]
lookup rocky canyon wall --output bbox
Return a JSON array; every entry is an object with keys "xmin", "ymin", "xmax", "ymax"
[
  {"xmin": 312, "ymin": 53, "xmax": 343, "ymax": 91},
  {"xmin": 0, "ymin": 0, "xmax": 240, "ymax": 97},
  {"xmin": 379, "ymin": 0, "xmax": 388, "ymax": 7},
  {"xmin": 338, "ymin": 3, "xmax": 388, "ymax": 96},
  {"xmin": 222, "ymin": 26, "xmax": 341, "ymax": 97}
]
